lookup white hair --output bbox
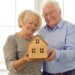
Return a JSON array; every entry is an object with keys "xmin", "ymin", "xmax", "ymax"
[
  {"xmin": 41, "ymin": 0, "xmax": 61, "ymax": 12},
  {"xmin": 18, "ymin": 10, "xmax": 42, "ymax": 28}
]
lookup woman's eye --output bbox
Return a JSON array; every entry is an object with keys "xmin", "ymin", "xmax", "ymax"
[{"xmin": 29, "ymin": 22, "xmax": 33, "ymax": 25}]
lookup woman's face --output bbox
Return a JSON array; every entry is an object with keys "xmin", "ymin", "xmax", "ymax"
[{"xmin": 22, "ymin": 17, "xmax": 39, "ymax": 35}]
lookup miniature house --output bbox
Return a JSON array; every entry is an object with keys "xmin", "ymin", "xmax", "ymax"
[{"xmin": 28, "ymin": 35, "xmax": 48, "ymax": 59}]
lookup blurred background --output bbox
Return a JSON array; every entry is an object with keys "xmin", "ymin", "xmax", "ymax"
[{"xmin": 0, "ymin": 0, "xmax": 75, "ymax": 75}]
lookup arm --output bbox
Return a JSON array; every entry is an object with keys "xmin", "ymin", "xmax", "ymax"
[
  {"xmin": 55, "ymin": 25, "xmax": 75, "ymax": 63},
  {"xmin": 13, "ymin": 54, "xmax": 35, "ymax": 71},
  {"xmin": 3, "ymin": 36, "xmax": 34, "ymax": 72},
  {"xmin": 3, "ymin": 36, "xmax": 43, "ymax": 72},
  {"xmin": 38, "ymin": 25, "xmax": 75, "ymax": 63}
]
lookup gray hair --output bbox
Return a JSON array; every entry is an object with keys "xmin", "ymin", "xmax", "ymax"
[
  {"xmin": 42, "ymin": 0, "xmax": 61, "ymax": 11},
  {"xmin": 18, "ymin": 10, "xmax": 41, "ymax": 28}
]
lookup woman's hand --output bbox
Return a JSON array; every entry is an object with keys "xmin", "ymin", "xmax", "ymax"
[
  {"xmin": 23, "ymin": 54, "xmax": 34, "ymax": 62},
  {"xmin": 23, "ymin": 53, "xmax": 45, "ymax": 62},
  {"xmin": 23, "ymin": 49, "xmax": 56, "ymax": 62}
]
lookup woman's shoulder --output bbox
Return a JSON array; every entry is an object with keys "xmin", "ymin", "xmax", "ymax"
[
  {"xmin": 6, "ymin": 33, "xmax": 18, "ymax": 43},
  {"xmin": 4, "ymin": 33, "xmax": 17, "ymax": 49},
  {"xmin": 8, "ymin": 33, "xmax": 17, "ymax": 39}
]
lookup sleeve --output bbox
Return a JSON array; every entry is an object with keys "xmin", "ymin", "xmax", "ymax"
[
  {"xmin": 55, "ymin": 25, "xmax": 75, "ymax": 63},
  {"xmin": 3, "ymin": 36, "xmax": 18, "ymax": 72}
]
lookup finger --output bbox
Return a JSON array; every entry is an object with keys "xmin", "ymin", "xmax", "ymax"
[
  {"xmin": 26, "ymin": 53, "xmax": 29, "ymax": 57},
  {"xmin": 47, "ymin": 50, "xmax": 53, "ymax": 57},
  {"xmin": 48, "ymin": 51, "xmax": 56, "ymax": 61},
  {"xmin": 48, "ymin": 50, "xmax": 53, "ymax": 54},
  {"xmin": 46, "ymin": 51, "xmax": 56, "ymax": 61}
]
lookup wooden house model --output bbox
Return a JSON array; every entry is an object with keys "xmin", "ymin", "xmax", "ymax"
[{"xmin": 28, "ymin": 35, "xmax": 48, "ymax": 59}]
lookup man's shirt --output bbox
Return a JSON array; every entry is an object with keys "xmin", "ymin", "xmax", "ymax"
[{"xmin": 38, "ymin": 19, "xmax": 75, "ymax": 73}]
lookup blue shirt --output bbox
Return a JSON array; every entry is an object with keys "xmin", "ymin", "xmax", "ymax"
[{"xmin": 38, "ymin": 19, "xmax": 75, "ymax": 73}]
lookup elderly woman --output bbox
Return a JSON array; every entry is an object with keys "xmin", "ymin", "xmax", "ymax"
[{"xmin": 3, "ymin": 10, "xmax": 42, "ymax": 75}]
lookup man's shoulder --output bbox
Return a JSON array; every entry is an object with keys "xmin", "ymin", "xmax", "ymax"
[
  {"xmin": 40, "ymin": 25, "xmax": 46, "ymax": 29},
  {"xmin": 38, "ymin": 25, "xmax": 47, "ymax": 37},
  {"xmin": 64, "ymin": 20, "xmax": 75, "ymax": 27},
  {"xmin": 63, "ymin": 20, "xmax": 75, "ymax": 33},
  {"xmin": 38, "ymin": 25, "xmax": 46, "ymax": 32}
]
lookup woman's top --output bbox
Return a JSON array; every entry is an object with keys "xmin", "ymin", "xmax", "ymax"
[{"xmin": 3, "ymin": 33, "xmax": 42, "ymax": 75}]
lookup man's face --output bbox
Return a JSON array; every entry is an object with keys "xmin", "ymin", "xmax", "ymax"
[{"xmin": 43, "ymin": 3, "xmax": 61, "ymax": 28}]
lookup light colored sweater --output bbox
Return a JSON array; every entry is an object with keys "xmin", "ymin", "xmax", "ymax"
[{"xmin": 3, "ymin": 33, "xmax": 42, "ymax": 75}]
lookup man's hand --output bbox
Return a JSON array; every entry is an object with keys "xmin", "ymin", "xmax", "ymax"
[{"xmin": 45, "ymin": 49, "xmax": 56, "ymax": 61}]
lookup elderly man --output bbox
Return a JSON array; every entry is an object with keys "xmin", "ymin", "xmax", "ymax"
[{"xmin": 39, "ymin": 0, "xmax": 75, "ymax": 75}]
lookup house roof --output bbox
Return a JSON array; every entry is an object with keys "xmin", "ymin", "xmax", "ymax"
[{"xmin": 28, "ymin": 35, "xmax": 48, "ymax": 46}]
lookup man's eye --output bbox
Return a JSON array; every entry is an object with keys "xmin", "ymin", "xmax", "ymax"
[
  {"xmin": 35, "ymin": 24, "xmax": 37, "ymax": 27},
  {"xmin": 44, "ymin": 14, "xmax": 47, "ymax": 17}
]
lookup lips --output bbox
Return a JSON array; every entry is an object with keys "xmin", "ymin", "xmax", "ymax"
[
  {"xmin": 32, "ymin": 28, "xmax": 35, "ymax": 31},
  {"xmin": 28, "ymin": 27, "xmax": 35, "ymax": 32}
]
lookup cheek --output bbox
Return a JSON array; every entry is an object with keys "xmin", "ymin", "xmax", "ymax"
[
  {"xmin": 55, "ymin": 13, "xmax": 61, "ymax": 20},
  {"xmin": 22, "ymin": 26, "xmax": 29, "ymax": 30},
  {"xmin": 50, "ymin": 15, "xmax": 59, "ymax": 23}
]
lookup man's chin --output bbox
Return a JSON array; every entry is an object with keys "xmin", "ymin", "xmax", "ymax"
[{"xmin": 48, "ymin": 22, "xmax": 56, "ymax": 28}]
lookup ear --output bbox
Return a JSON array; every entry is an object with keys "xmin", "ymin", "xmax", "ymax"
[
  {"xmin": 20, "ymin": 20, "xmax": 25, "ymax": 27},
  {"xmin": 19, "ymin": 21, "xmax": 23, "ymax": 27}
]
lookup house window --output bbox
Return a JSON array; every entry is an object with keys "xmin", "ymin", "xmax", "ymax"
[
  {"xmin": 40, "ymin": 48, "xmax": 44, "ymax": 53},
  {"xmin": 36, "ymin": 39, "xmax": 39, "ymax": 44},
  {"xmin": 32, "ymin": 48, "xmax": 36, "ymax": 53}
]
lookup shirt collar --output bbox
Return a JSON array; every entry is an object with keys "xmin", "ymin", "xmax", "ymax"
[{"xmin": 57, "ymin": 19, "xmax": 64, "ymax": 29}]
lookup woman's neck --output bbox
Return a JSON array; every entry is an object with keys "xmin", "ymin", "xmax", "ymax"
[{"xmin": 17, "ymin": 31, "xmax": 32, "ymax": 39}]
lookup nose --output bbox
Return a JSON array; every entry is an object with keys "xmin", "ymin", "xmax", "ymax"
[
  {"xmin": 31, "ymin": 24, "xmax": 36, "ymax": 30},
  {"xmin": 45, "ymin": 15, "xmax": 51, "ymax": 21},
  {"xmin": 31, "ymin": 24, "xmax": 35, "ymax": 28},
  {"xmin": 47, "ymin": 15, "xmax": 50, "ymax": 19},
  {"xmin": 46, "ymin": 14, "xmax": 55, "ymax": 21}
]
